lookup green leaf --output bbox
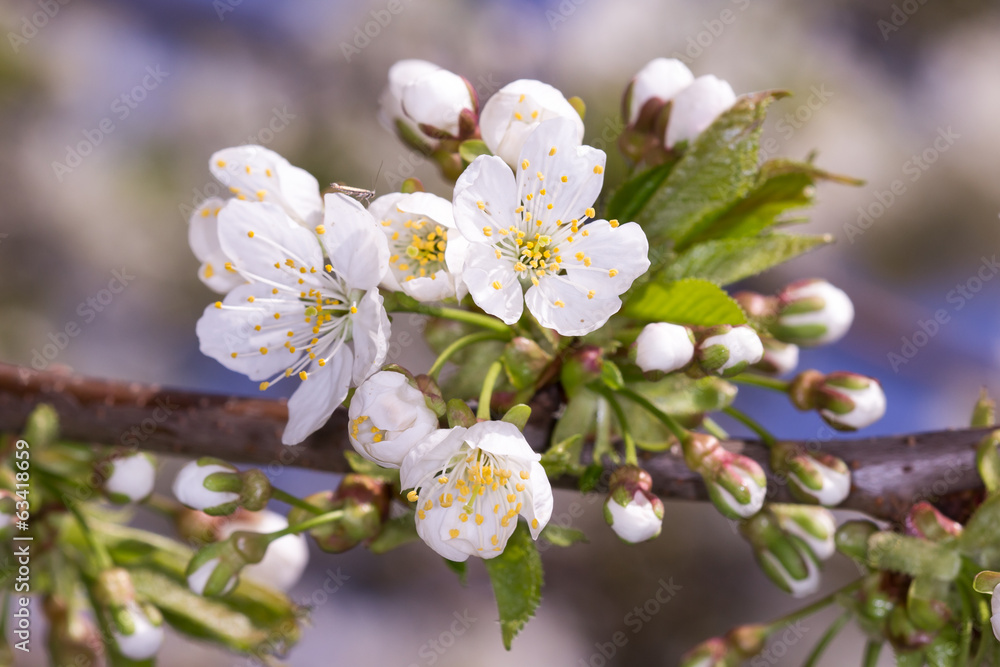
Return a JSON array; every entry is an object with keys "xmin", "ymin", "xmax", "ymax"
[
  {"xmin": 972, "ymin": 570, "xmax": 1000, "ymax": 594},
  {"xmin": 539, "ymin": 524, "xmax": 588, "ymax": 547},
  {"xmin": 483, "ymin": 523, "xmax": 544, "ymax": 650},
  {"xmin": 867, "ymin": 533, "xmax": 961, "ymax": 581},
  {"xmin": 662, "ymin": 234, "xmax": 832, "ymax": 286},
  {"xmin": 501, "ymin": 404, "xmax": 532, "ymax": 431},
  {"xmin": 458, "ymin": 139, "xmax": 491, "ymax": 163},
  {"xmin": 600, "ymin": 360, "xmax": 625, "ymax": 391},
  {"xmin": 502, "ymin": 337, "xmax": 552, "ymax": 390},
  {"xmin": 368, "ymin": 513, "xmax": 420, "ymax": 554},
  {"xmin": 443, "ymin": 558, "xmax": 469, "ymax": 586},
  {"xmin": 636, "ymin": 91, "xmax": 786, "ymax": 250},
  {"xmin": 623, "ymin": 278, "xmax": 746, "ymax": 326},
  {"xmin": 606, "ymin": 160, "xmax": 677, "ymax": 223}
]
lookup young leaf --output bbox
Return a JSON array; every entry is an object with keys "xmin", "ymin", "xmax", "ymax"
[
  {"xmin": 483, "ymin": 523, "xmax": 544, "ymax": 650},
  {"xmin": 501, "ymin": 404, "xmax": 532, "ymax": 431},
  {"xmin": 636, "ymin": 92, "xmax": 786, "ymax": 250},
  {"xmin": 605, "ymin": 159, "xmax": 677, "ymax": 223},
  {"xmin": 539, "ymin": 524, "xmax": 588, "ymax": 547},
  {"xmin": 458, "ymin": 139, "xmax": 491, "ymax": 163},
  {"xmin": 623, "ymin": 278, "xmax": 747, "ymax": 326},
  {"xmin": 662, "ymin": 234, "xmax": 832, "ymax": 286}
]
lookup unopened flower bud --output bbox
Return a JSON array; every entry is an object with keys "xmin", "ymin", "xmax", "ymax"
[
  {"xmin": 665, "ymin": 75, "xmax": 736, "ymax": 148},
  {"xmin": 633, "ymin": 322, "xmax": 695, "ymax": 375},
  {"xmin": 683, "ymin": 433, "xmax": 766, "ymax": 519},
  {"xmin": 753, "ymin": 338, "xmax": 799, "ymax": 376},
  {"xmin": 740, "ymin": 508, "xmax": 822, "ymax": 597},
  {"xmin": 172, "ymin": 458, "xmax": 272, "ymax": 515},
  {"xmin": 604, "ymin": 466, "xmax": 663, "ymax": 543},
  {"xmin": 887, "ymin": 605, "xmax": 933, "ymax": 651},
  {"xmin": 726, "ymin": 624, "xmax": 768, "ymax": 658},
  {"xmin": 623, "ymin": 57, "xmax": 694, "ymax": 126},
  {"xmin": 679, "ymin": 637, "xmax": 732, "ymax": 667},
  {"xmin": 186, "ymin": 540, "xmax": 243, "ymax": 597},
  {"xmin": 479, "ymin": 79, "xmax": 584, "ymax": 167},
  {"xmin": 697, "ymin": 325, "xmax": 764, "ymax": 377},
  {"xmin": 103, "ymin": 452, "xmax": 156, "ymax": 504},
  {"xmin": 379, "ymin": 60, "xmax": 475, "ymax": 151},
  {"xmin": 349, "ymin": 369, "xmax": 440, "ymax": 468},
  {"xmin": 770, "ymin": 441, "xmax": 851, "ymax": 506},
  {"xmin": 774, "ymin": 279, "xmax": 854, "ymax": 347},
  {"xmin": 904, "ymin": 502, "xmax": 963, "ymax": 542},
  {"xmin": 814, "ymin": 372, "xmax": 886, "ymax": 431},
  {"xmin": 112, "ymin": 602, "xmax": 163, "ymax": 661},
  {"xmin": 289, "ymin": 475, "xmax": 391, "ymax": 554},
  {"xmin": 218, "ymin": 509, "xmax": 309, "ymax": 592},
  {"xmin": 835, "ymin": 519, "xmax": 879, "ymax": 563},
  {"xmin": 771, "ymin": 504, "xmax": 837, "ymax": 561}
]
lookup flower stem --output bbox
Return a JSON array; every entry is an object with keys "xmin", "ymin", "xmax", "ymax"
[
  {"xmin": 268, "ymin": 509, "xmax": 345, "ymax": 541},
  {"xmin": 801, "ymin": 610, "xmax": 852, "ymax": 667},
  {"xmin": 271, "ymin": 487, "xmax": 324, "ymax": 515},
  {"xmin": 731, "ymin": 374, "xmax": 791, "ymax": 393},
  {"xmin": 596, "ymin": 387, "xmax": 638, "ymax": 466},
  {"xmin": 763, "ymin": 579, "xmax": 862, "ymax": 634},
  {"xmin": 145, "ymin": 493, "xmax": 184, "ymax": 517},
  {"xmin": 393, "ymin": 302, "xmax": 511, "ymax": 336},
  {"xmin": 702, "ymin": 417, "xmax": 730, "ymax": 441},
  {"xmin": 617, "ymin": 387, "xmax": 688, "ymax": 442},
  {"xmin": 428, "ymin": 331, "xmax": 509, "ymax": 380},
  {"xmin": 478, "ymin": 360, "xmax": 505, "ymax": 420},
  {"xmin": 723, "ymin": 406, "xmax": 777, "ymax": 448},
  {"xmin": 861, "ymin": 640, "xmax": 882, "ymax": 667}
]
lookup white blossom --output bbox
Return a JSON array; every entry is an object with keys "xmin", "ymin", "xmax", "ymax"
[
  {"xmin": 479, "ymin": 79, "xmax": 584, "ymax": 167},
  {"xmin": 634, "ymin": 322, "xmax": 695, "ymax": 374},
  {"xmin": 367, "ymin": 191, "xmax": 468, "ymax": 302},
  {"xmin": 453, "ymin": 118, "xmax": 649, "ymax": 336},
  {"xmin": 195, "ymin": 194, "xmax": 390, "ymax": 444},
  {"xmin": 665, "ymin": 75, "xmax": 736, "ymax": 148},
  {"xmin": 380, "ymin": 60, "xmax": 474, "ymax": 145},
  {"xmin": 625, "ymin": 58, "xmax": 694, "ymax": 125},
  {"xmin": 400, "ymin": 422, "xmax": 553, "ymax": 561},
  {"xmin": 348, "ymin": 370, "xmax": 440, "ymax": 468}
]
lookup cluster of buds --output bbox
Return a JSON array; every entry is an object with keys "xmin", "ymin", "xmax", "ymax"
[
  {"xmin": 101, "ymin": 452, "xmax": 156, "ymax": 504},
  {"xmin": 172, "ymin": 458, "xmax": 272, "ymax": 515},
  {"xmin": 695, "ymin": 325, "xmax": 764, "ymax": 378},
  {"xmin": 347, "ymin": 368, "xmax": 443, "ymax": 468},
  {"xmin": 95, "ymin": 568, "xmax": 164, "ymax": 661},
  {"xmin": 287, "ymin": 474, "xmax": 392, "ymax": 554},
  {"xmin": 682, "ymin": 433, "xmax": 766, "ymax": 519},
  {"xmin": 603, "ymin": 466, "xmax": 664, "ymax": 543},
  {"xmin": 769, "ymin": 441, "xmax": 851, "ymax": 506},
  {"xmin": 620, "ymin": 57, "xmax": 737, "ymax": 164},
  {"xmin": 632, "ymin": 322, "xmax": 696, "ymax": 377},
  {"xmin": 790, "ymin": 370, "xmax": 886, "ymax": 431},
  {"xmin": 740, "ymin": 504, "xmax": 836, "ymax": 597}
]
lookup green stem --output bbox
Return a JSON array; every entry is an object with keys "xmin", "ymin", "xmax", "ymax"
[
  {"xmin": 763, "ymin": 579, "xmax": 862, "ymax": 634},
  {"xmin": 723, "ymin": 406, "xmax": 777, "ymax": 448},
  {"xmin": 731, "ymin": 374, "xmax": 791, "ymax": 393},
  {"xmin": 145, "ymin": 493, "xmax": 184, "ymax": 517},
  {"xmin": 617, "ymin": 387, "xmax": 687, "ymax": 442},
  {"xmin": 428, "ymin": 331, "xmax": 509, "ymax": 380},
  {"xmin": 478, "ymin": 360, "xmax": 505, "ymax": 420},
  {"xmin": 66, "ymin": 500, "xmax": 114, "ymax": 571},
  {"xmin": 271, "ymin": 487, "xmax": 324, "ymax": 515},
  {"xmin": 861, "ymin": 640, "xmax": 882, "ymax": 667},
  {"xmin": 702, "ymin": 417, "xmax": 730, "ymax": 441},
  {"xmin": 596, "ymin": 387, "xmax": 638, "ymax": 466},
  {"xmin": 393, "ymin": 302, "xmax": 511, "ymax": 336},
  {"xmin": 268, "ymin": 509, "xmax": 345, "ymax": 541},
  {"xmin": 801, "ymin": 610, "xmax": 853, "ymax": 667}
]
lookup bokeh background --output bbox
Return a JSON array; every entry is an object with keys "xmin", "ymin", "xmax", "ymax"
[{"xmin": 2, "ymin": 0, "xmax": 999, "ymax": 664}]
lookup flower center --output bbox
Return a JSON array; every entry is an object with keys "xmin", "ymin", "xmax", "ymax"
[{"xmin": 387, "ymin": 217, "xmax": 448, "ymax": 281}]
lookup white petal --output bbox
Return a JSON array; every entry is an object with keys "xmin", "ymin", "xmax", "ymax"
[
  {"xmin": 350, "ymin": 289, "xmax": 390, "ymax": 386},
  {"xmin": 517, "ymin": 118, "xmax": 605, "ymax": 228},
  {"xmin": 349, "ymin": 371, "xmax": 439, "ymax": 468},
  {"xmin": 414, "ymin": 500, "xmax": 475, "ymax": 562},
  {"xmin": 462, "ymin": 244, "xmax": 524, "ymax": 324},
  {"xmin": 665, "ymin": 75, "xmax": 736, "ymax": 148},
  {"xmin": 322, "ymin": 193, "xmax": 389, "ymax": 291},
  {"xmin": 401, "ymin": 69, "xmax": 473, "ymax": 137},
  {"xmin": 105, "ymin": 454, "xmax": 156, "ymax": 502},
  {"xmin": 394, "ymin": 191, "xmax": 457, "ymax": 229},
  {"xmin": 523, "ymin": 460, "xmax": 553, "ymax": 539},
  {"xmin": 453, "ymin": 155, "xmax": 518, "ymax": 243},
  {"xmin": 562, "ymin": 220, "xmax": 650, "ymax": 294},
  {"xmin": 445, "ymin": 235, "xmax": 470, "ymax": 301},
  {"xmin": 283, "ymin": 350, "xmax": 352, "ymax": 445},
  {"xmin": 525, "ymin": 275, "xmax": 621, "ymax": 336},
  {"xmin": 635, "ymin": 323, "xmax": 695, "ymax": 374},
  {"xmin": 113, "ymin": 604, "xmax": 163, "ymax": 660},
  {"xmin": 628, "ymin": 58, "xmax": 694, "ymax": 124},
  {"xmin": 189, "ymin": 198, "xmax": 245, "ymax": 293},
  {"xmin": 465, "ymin": 421, "xmax": 540, "ymax": 460},
  {"xmin": 379, "ymin": 59, "xmax": 442, "ymax": 132},
  {"xmin": 172, "ymin": 461, "xmax": 238, "ymax": 510},
  {"xmin": 480, "ymin": 79, "xmax": 584, "ymax": 167},
  {"xmin": 400, "ymin": 427, "xmax": 468, "ymax": 489},
  {"xmin": 209, "ymin": 145, "xmax": 322, "ymax": 226},
  {"xmin": 217, "ymin": 200, "xmax": 325, "ymax": 289},
  {"xmin": 402, "ymin": 272, "xmax": 459, "ymax": 302},
  {"xmin": 196, "ymin": 284, "xmax": 307, "ymax": 381},
  {"xmin": 607, "ymin": 492, "xmax": 663, "ymax": 542}
]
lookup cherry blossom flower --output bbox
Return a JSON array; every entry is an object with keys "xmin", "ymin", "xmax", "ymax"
[
  {"xmin": 453, "ymin": 118, "xmax": 649, "ymax": 335},
  {"xmin": 379, "ymin": 59, "xmax": 476, "ymax": 149},
  {"xmin": 348, "ymin": 369, "xmax": 440, "ymax": 468}
]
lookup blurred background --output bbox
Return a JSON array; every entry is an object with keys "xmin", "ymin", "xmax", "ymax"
[{"xmin": 1, "ymin": 0, "xmax": 999, "ymax": 664}]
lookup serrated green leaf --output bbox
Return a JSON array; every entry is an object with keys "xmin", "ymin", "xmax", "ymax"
[
  {"xmin": 663, "ymin": 234, "xmax": 832, "ymax": 286},
  {"xmin": 637, "ymin": 92, "xmax": 785, "ymax": 250},
  {"xmin": 606, "ymin": 160, "xmax": 678, "ymax": 223},
  {"xmin": 368, "ymin": 513, "xmax": 420, "ymax": 554},
  {"xmin": 867, "ymin": 533, "xmax": 960, "ymax": 581},
  {"xmin": 539, "ymin": 524, "xmax": 588, "ymax": 547},
  {"xmin": 443, "ymin": 558, "xmax": 468, "ymax": 586},
  {"xmin": 483, "ymin": 523, "xmax": 543, "ymax": 650},
  {"xmin": 623, "ymin": 278, "xmax": 746, "ymax": 326},
  {"xmin": 458, "ymin": 139, "xmax": 491, "ymax": 163}
]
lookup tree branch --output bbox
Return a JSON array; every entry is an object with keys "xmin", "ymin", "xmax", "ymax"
[{"xmin": 0, "ymin": 363, "xmax": 985, "ymax": 522}]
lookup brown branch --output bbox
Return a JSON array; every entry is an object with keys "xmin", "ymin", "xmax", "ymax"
[{"xmin": 0, "ymin": 362, "xmax": 986, "ymax": 522}]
